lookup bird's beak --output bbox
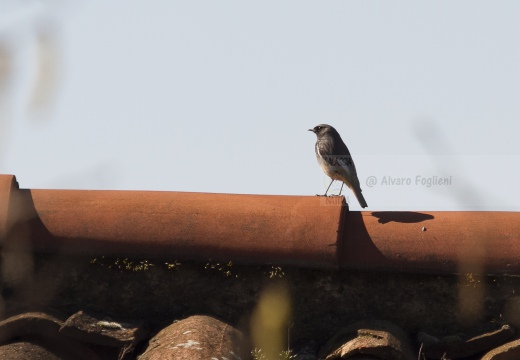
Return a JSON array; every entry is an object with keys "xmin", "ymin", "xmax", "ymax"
[{"xmin": 308, "ymin": 128, "xmax": 314, "ymax": 133}]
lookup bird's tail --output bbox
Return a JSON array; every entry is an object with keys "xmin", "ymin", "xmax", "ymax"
[{"xmin": 353, "ymin": 186, "xmax": 368, "ymax": 208}]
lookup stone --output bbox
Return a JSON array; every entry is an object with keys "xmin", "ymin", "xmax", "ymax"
[
  {"xmin": 0, "ymin": 341, "xmax": 61, "ymax": 360},
  {"xmin": 317, "ymin": 320, "xmax": 415, "ymax": 360},
  {"xmin": 481, "ymin": 338, "xmax": 520, "ymax": 360},
  {"xmin": 0, "ymin": 312, "xmax": 64, "ymax": 344},
  {"xmin": 59, "ymin": 310, "xmax": 148, "ymax": 349},
  {"xmin": 0, "ymin": 312, "xmax": 101, "ymax": 360},
  {"xmin": 419, "ymin": 324, "xmax": 515, "ymax": 359},
  {"xmin": 137, "ymin": 315, "xmax": 248, "ymax": 360}
]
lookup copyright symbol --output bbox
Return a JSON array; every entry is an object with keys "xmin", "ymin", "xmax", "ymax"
[{"xmin": 366, "ymin": 176, "xmax": 377, "ymax": 187}]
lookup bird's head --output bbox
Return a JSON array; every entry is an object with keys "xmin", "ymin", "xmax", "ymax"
[{"xmin": 308, "ymin": 124, "xmax": 337, "ymax": 138}]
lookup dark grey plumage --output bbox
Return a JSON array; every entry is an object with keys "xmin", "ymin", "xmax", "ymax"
[{"xmin": 309, "ymin": 124, "xmax": 368, "ymax": 208}]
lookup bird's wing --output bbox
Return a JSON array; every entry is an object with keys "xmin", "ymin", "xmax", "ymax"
[
  {"xmin": 317, "ymin": 137, "xmax": 359, "ymax": 186},
  {"xmin": 333, "ymin": 140, "xmax": 359, "ymax": 176},
  {"xmin": 336, "ymin": 155, "xmax": 358, "ymax": 186}
]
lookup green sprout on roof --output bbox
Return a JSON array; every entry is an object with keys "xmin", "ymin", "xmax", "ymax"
[
  {"xmin": 251, "ymin": 348, "xmax": 296, "ymax": 360},
  {"xmin": 90, "ymin": 256, "xmax": 181, "ymax": 272},
  {"xmin": 205, "ymin": 259, "xmax": 237, "ymax": 278}
]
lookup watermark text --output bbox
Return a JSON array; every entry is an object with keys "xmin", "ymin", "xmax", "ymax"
[{"xmin": 366, "ymin": 175, "xmax": 452, "ymax": 187}]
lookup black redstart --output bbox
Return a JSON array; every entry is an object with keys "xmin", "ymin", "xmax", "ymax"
[{"xmin": 309, "ymin": 124, "xmax": 368, "ymax": 208}]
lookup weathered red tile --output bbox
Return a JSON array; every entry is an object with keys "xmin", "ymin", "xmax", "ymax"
[{"xmin": 138, "ymin": 315, "xmax": 248, "ymax": 360}]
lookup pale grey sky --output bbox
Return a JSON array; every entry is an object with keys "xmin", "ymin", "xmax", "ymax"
[{"xmin": 1, "ymin": 0, "xmax": 519, "ymax": 210}]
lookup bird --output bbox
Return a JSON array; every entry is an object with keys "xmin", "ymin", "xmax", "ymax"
[{"xmin": 309, "ymin": 124, "xmax": 368, "ymax": 208}]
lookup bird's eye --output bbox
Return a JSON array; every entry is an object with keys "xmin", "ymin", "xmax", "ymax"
[{"xmin": 316, "ymin": 126, "xmax": 321, "ymax": 131}]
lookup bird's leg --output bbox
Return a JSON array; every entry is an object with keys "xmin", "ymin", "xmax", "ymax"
[
  {"xmin": 324, "ymin": 179, "xmax": 334, "ymax": 196},
  {"xmin": 338, "ymin": 182, "xmax": 344, "ymax": 196}
]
